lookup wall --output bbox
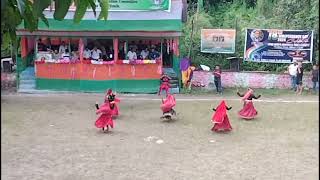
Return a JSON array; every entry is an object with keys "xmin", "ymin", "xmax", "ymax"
[{"xmin": 192, "ymin": 71, "xmax": 313, "ymax": 89}]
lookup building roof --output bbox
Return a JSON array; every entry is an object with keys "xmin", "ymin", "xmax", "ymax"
[{"xmin": 17, "ymin": 0, "xmax": 183, "ymax": 35}]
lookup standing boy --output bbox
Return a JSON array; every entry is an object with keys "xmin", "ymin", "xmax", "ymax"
[{"xmin": 213, "ymin": 65, "xmax": 222, "ymax": 94}]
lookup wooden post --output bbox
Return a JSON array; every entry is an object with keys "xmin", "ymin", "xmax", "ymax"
[
  {"xmin": 113, "ymin": 37, "xmax": 119, "ymax": 61},
  {"xmin": 79, "ymin": 38, "xmax": 84, "ymax": 61}
]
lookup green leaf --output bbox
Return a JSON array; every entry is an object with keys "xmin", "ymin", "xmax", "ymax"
[
  {"xmin": 74, "ymin": 0, "xmax": 89, "ymax": 24},
  {"xmin": 22, "ymin": 0, "xmax": 37, "ymax": 32},
  {"xmin": 88, "ymin": 0, "xmax": 96, "ymax": 17},
  {"xmin": 98, "ymin": 0, "xmax": 108, "ymax": 20},
  {"xmin": 32, "ymin": 0, "xmax": 51, "ymax": 16},
  {"xmin": 53, "ymin": 0, "xmax": 72, "ymax": 20},
  {"xmin": 40, "ymin": 13, "xmax": 49, "ymax": 27}
]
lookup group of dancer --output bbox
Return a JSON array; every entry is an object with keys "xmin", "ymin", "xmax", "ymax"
[
  {"xmin": 211, "ymin": 88, "xmax": 261, "ymax": 132},
  {"xmin": 94, "ymin": 79, "xmax": 261, "ymax": 133}
]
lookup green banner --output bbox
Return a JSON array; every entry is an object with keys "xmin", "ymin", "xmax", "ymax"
[{"xmin": 107, "ymin": 0, "xmax": 170, "ymax": 11}]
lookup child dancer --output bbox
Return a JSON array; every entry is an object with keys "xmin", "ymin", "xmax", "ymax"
[
  {"xmin": 211, "ymin": 100, "xmax": 232, "ymax": 132},
  {"xmin": 95, "ymin": 101, "xmax": 114, "ymax": 132},
  {"xmin": 160, "ymin": 93, "xmax": 177, "ymax": 120},
  {"xmin": 237, "ymin": 88, "xmax": 261, "ymax": 120},
  {"xmin": 105, "ymin": 89, "xmax": 120, "ymax": 117},
  {"xmin": 158, "ymin": 74, "xmax": 171, "ymax": 96}
]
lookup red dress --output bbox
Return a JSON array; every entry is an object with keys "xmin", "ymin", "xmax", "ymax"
[
  {"xmin": 160, "ymin": 94, "xmax": 176, "ymax": 113},
  {"xmin": 237, "ymin": 90, "xmax": 260, "ymax": 120},
  {"xmin": 158, "ymin": 76, "xmax": 170, "ymax": 95},
  {"xmin": 111, "ymin": 98, "xmax": 120, "ymax": 117},
  {"xmin": 238, "ymin": 100, "xmax": 258, "ymax": 120},
  {"xmin": 95, "ymin": 103, "xmax": 114, "ymax": 129},
  {"xmin": 211, "ymin": 101, "xmax": 232, "ymax": 132}
]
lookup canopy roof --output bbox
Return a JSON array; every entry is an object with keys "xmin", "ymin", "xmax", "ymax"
[{"xmin": 17, "ymin": 0, "xmax": 183, "ymax": 36}]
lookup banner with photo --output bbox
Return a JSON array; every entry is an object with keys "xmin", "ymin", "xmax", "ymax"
[
  {"xmin": 244, "ymin": 29, "xmax": 313, "ymax": 63},
  {"xmin": 201, "ymin": 29, "xmax": 236, "ymax": 54}
]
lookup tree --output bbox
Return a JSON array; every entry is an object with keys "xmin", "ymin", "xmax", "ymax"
[{"xmin": 1, "ymin": 0, "xmax": 109, "ymax": 57}]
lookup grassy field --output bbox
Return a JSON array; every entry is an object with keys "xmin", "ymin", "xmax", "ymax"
[{"xmin": 1, "ymin": 93, "xmax": 319, "ymax": 180}]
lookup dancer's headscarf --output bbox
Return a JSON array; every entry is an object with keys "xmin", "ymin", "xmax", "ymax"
[
  {"xmin": 212, "ymin": 100, "xmax": 227, "ymax": 124},
  {"xmin": 242, "ymin": 88, "xmax": 253, "ymax": 102}
]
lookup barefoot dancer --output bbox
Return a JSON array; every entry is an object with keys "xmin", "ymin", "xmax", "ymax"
[
  {"xmin": 211, "ymin": 100, "xmax": 232, "ymax": 132},
  {"xmin": 160, "ymin": 94, "xmax": 177, "ymax": 120},
  {"xmin": 158, "ymin": 74, "xmax": 171, "ymax": 96},
  {"xmin": 95, "ymin": 101, "xmax": 115, "ymax": 132},
  {"xmin": 237, "ymin": 88, "xmax": 261, "ymax": 120}
]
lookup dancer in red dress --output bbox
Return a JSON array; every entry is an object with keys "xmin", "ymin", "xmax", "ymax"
[
  {"xmin": 95, "ymin": 101, "xmax": 115, "ymax": 132},
  {"xmin": 237, "ymin": 88, "xmax": 261, "ymax": 120},
  {"xmin": 160, "ymin": 93, "xmax": 176, "ymax": 120},
  {"xmin": 158, "ymin": 74, "xmax": 171, "ymax": 96},
  {"xmin": 104, "ymin": 89, "xmax": 120, "ymax": 117},
  {"xmin": 211, "ymin": 100, "xmax": 232, "ymax": 132}
]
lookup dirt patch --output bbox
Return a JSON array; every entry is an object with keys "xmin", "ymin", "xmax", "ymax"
[{"xmin": 1, "ymin": 94, "xmax": 319, "ymax": 180}]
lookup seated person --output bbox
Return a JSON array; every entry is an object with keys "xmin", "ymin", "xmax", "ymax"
[
  {"xmin": 52, "ymin": 49, "xmax": 60, "ymax": 60},
  {"xmin": 149, "ymin": 48, "xmax": 160, "ymax": 60},
  {"xmin": 118, "ymin": 49, "xmax": 125, "ymax": 60},
  {"xmin": 141, "ymin": 48, "xmax": 149, "ymax": 60},
  {"xmin": 91, "ymin": 47, "xmax": 102, "ymax": 61},
  {"xmin": 136, "ymin": 50, "xmax": 143, "ymax": 60},
  {"xmin": 59, "ymin": 41, "xmax": 68, "ymax": 54},
  {"xmin": 83, "ymin": 47, "xmax": 91, "ymax": 60},
  {"xmin": 71, "ymin": 51, "xmax": 79, "ymax": 61},
  {"xmin": 127, "ymin": 48, "xmax": 137, "ymax": 61},
  {"xmin": 61, "ymin": 49, "xmax": 70, "ymax": 60},
  {"xmin": 37, "ymin": 39, "xmax": 47, "ymax": 51}
]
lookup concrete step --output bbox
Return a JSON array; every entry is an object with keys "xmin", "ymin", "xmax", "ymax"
[
  {"xmin": 169, "ymin": 87, "xmax": 179, "ymax": 94},
  {"xmin": 19, "ymin": 84, "xmax": 36, "ymax": 90},
  {"xmin": 20, "ymin": 79, "xmax": 35, "ymax": 84}
]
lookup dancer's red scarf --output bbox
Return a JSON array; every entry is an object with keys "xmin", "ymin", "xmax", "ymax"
[
  {"xmin": 242, "ymin": 89, "xmax": 253, "ymax": 102},
  {"xmin": 212, "ymin": 100, "xmax": 227, "ymax": 124}
]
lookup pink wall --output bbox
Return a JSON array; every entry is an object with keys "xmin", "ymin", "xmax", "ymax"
[{"xmin": 192, "ymin": 71, "xmax": 313, "ymax": 89}]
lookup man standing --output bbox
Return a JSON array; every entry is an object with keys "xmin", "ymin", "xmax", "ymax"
[
  {"xmin": 287, "ymin": 61, "xmax": 298, "ymax": 91},
  {"xmin": 296, "ymin": 61, "xmax": 304, "ymax": 95},
  {"xmin": 312, "ymin": 64, "xmax": 319, "ymax": 93}
]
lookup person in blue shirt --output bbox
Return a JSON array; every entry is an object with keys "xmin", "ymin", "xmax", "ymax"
[{"xmin": 149, "ymin": 48, "xmax": 160, "ymax": 60}]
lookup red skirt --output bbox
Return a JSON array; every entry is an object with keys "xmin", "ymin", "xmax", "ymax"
[
  {"xmin": 112, "ymin": 104, "xmax": 119, "ymax": 117},
  {"xmin": 95, "ymin": 114, "xmax": 114, "ymax": 129},
  {"xmin": 212, "ymin": 115, "xmax": 232, "ymax": 132},
  {"xmin": 238, "ymin": 101, "xmax": 258, "ymax": 120}
]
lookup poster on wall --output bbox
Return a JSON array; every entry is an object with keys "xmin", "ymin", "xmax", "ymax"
[
  {"xmin": 244, "ymin": 29, "xmax": 314, "ymax": 63},
  {"xmin": 200, "ymin": 29, "xmax": 236, "ymax": 54}
]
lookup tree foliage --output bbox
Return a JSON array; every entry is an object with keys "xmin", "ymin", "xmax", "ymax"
[
  {"xmin": 182, "ymin": 0, "xmax": 318, "ymax": 72},
  {"xmin": 1, "ymin": 0, "xmax": 109, "ymax": 57}
]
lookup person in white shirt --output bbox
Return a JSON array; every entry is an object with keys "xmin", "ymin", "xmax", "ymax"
[
  {"xmin": 59, "ymin": 41, "xmax": 68, "ymax": 54},
  {"xmin": 141, "ymin": 48, "xmax": 149, "ymax": 60},
  {"xmin": 91, "ymin": 47, "xmax": 102, "ymax": 61},
  {"xmin": 287, "ymin": 60, "xmax": 298, "ymax": 91},
  {"xmin": 127, "ymin": 48, "xmax": 137, "ymax": 61},
  {"xmin": 83, "ymin": 47, "xmax": 91, "ymax": 59},
  {"xmin": 61, "ymin": 49, "xmax": 70, "ymax": 60}
]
